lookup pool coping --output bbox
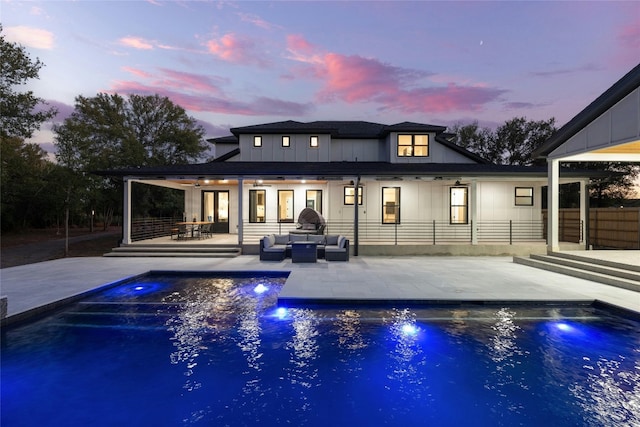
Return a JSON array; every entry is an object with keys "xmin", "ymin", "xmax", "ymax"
[{"xmin": 2, "ymin": 269, "xmax": 639, "ymax": 327}]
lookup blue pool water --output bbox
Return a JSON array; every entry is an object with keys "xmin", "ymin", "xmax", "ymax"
[{"xmin": 1, "ymin": 272, "xmax": 639, "ymax": 426}]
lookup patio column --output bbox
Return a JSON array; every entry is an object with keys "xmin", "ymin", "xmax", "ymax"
[
  {"xmin": 579, "ymin": 179, "xmax": 587, "ymax": 246},
  {"xmin": 547, "ymin": 158, "xmax": 560, "ymax": 253},
  {"xmin": 122, "ymin": 177, "xmax": 132, "ymax": 245},
  {"xmin": 237, "ymin": 178, "xmax": 243, "ymax": 245},
  {"xmin": 470, "ymin": 179, "xmax": 478, "ymax": 245}
]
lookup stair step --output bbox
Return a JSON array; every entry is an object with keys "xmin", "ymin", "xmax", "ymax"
[
  {"xmin": 548, "ymin": 251, "xmax": 640, "ymax": 273},
  {"xmin": 104, "ymin": 251, "xmax": 240, "ymax": 258},
  {"xmin": 529, "ymin": 254, "xmax": 640, "ymax": 282},
  {"xmin": 513, "ymin": 256, "xmax": 640, "ymax": 292}
]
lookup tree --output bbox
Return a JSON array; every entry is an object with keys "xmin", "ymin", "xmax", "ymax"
[
  {"xmin": 53, "ymin": 93, "xmax": 208, "ymax": 231},
  {"xmin": 448, "ymin": 121, "xmax": 496, "ymax": 163},
  {"xmin": 450, "ymin": 117, "xmax": 638, "ymax": 205},
  {"xmin": 0, "ymin": 24, "xmax": 57, "ymax": 140},
  {"xmin": 450, "ymin": 117, "xmax": 556, "ymax": 165}
]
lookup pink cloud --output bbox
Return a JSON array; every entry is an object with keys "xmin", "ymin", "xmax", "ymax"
[
  {"xmin": 206, "ymin": 33, "xmax": 268, "ymax": 67},
  {"xmin": 286, "ymin": 34, "xmax": 502, "ymax": 113},
  {"xmin": 119, "ymin": 36, "xmax": 154, "ymax": 50},
  {"xmin": 4, "ymin": 26, "xmax": 54, "ymax": 49},
  {"xmin": 122, "ymin": 66, "xmax": 153, "ymax": 78},
  {"xmin": 109, "ymin": 68, "xmax": 311, "ymax": 117}
]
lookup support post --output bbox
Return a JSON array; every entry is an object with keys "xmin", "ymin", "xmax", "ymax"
[
  {"xmin": 547, "ymin": 159, "xmax": 560, "ymax": 253},
  {"xmin": 354, "ymin": 176, "xmax": 360, "ymax": 256},
  {"xmin": 237, "ymin": 178, "xmax": 243, "ymax": 245},
  {"xmin": 122, "ymin": 178, "xmax": 132, "ymax": 245},
  {"xmin": 470, "ymin": 179, "xmax": 478, "ymax": 245},
  {"xmin": 579, "ymin": 179, "xmax": 587, "ymax": 247}
]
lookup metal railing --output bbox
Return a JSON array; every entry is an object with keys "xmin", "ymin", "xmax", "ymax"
[
  {"xmin": 242, "ymin": 219, "xmax": 551, "ymax": 245},
  {"xmin": 131, "ymin": 217, "xmax": 181, "ymax": 242},
  {"xmin": 133, "ymin": 217, "xmax": 581, "ymax": 246}
]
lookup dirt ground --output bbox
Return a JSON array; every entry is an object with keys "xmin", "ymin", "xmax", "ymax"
[{"xmin": 1, "ymin": 227, "xmax": 122, "ymax": 268}]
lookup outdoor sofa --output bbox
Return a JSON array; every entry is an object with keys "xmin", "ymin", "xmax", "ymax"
[{"xmin": 260, "ymin": 233, "xmax": 349, "ymax": 261}]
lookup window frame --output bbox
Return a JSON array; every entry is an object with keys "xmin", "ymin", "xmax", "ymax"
[
  {"xmin": 305, "ymin": 189, "xmax": 323, "ymax": 213},
  {"xmin": 253, "ymin": 136, "xmax": 262, "ymax": 147},
  {"xmin": 249, "ymin": 189, "xmax": 266, "ymax": 223},
  {"xmin": 382, "ymin": 187, "xmax": 400, "ymax": 224},
  {"xmin": 515, "ymin": 187, "xmax": 534, "ymax": 206},
  {"xmin": 282, "ymin": 136, "xmax": 290, "ymax": 147},
  {"xmin": 310, "ymin": 135, "xmax": 319, "ymax": 148},
  {"xmin": 397, "ymin": 134, "xmax": 429, "ymax": 157},
  {"xmin": 343, "ymin": 186, "xmax": 363, "ymax": 205},
  {"xmin": 450, "ymin": 186, "xmax": 469, "ymax": 225},
  {"xmin": 277, "ymin": 189, "xmax": 295, "ymax": 223}
]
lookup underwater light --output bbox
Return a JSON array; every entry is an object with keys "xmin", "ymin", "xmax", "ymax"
[
  {"xmin": 254, "ymin": 284, "xmax": 268, "ymax": 294},
  {"xmin": 554, "ymin": 322, "xmax": 574, "ymax": 332},
  {"xmin": 276, "ymin": 307, "xmax": 288, "ymax": 319},
  {"xmin": 134, "ymin": 286, "xmax": 144, "ymax": 291},
  {"xmin": 401, "ymin": 323, "xmax": 418, "ymax": 335}
]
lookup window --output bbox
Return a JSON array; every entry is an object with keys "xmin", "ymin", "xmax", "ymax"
[
  {"xmin": 306, "ymin": 190, "xmax": 322, "ymax": 213},
  {"xmin": 382, "ymin": 187, "xmax": 400, "ymax": 224},
  {"xmin": 253, "ymin": 136, "xmax": 262, "ymax": 147},
  {"xmin": 249, "ymin": 189, "xmax": 266, "ymax": 223},
  {"xmin": 515, "ymin": 187, "xmax": 533, "ymax": 206},
  {"xmin": 344, "ymin": 186, "xmax": 363, "ymax": 205},
  {"xmin": 278, "ymin": 190, "xmax": 294, "ymax": 222},
  {"xmin": 450, "ymin": 187, "xmax": 468, "ymax": 224},
  {"xmin": 282, "ymin": 136, "xmax": 290, "ymax": 147},
  {"xmin": 310, "ymin": 136, "xmax": 319, "ymax": 148},
  {"xmin": 397, "ymin": 134, "xmax": 428, "ymax": 157}
]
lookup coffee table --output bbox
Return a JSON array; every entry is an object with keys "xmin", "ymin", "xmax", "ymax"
[{"xmin": 291, "ymin": 242, "xmax": 319, "ymax": 263}]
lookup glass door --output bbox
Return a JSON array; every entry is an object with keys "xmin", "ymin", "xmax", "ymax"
[{"xmin": 202, "ymin": 190, "xmax": 229, "ymax": 233}]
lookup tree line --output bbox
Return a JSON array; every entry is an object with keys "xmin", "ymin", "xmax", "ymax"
[{"xmin": 2, "ymin": 26, "xmax": 638, "ymax": 236}]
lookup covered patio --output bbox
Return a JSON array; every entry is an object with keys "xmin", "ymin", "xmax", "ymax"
[{"xmin": 534, "ymin": 63, "xmax": 640, "ymax": 252}]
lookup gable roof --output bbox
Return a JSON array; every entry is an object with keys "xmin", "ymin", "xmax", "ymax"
[{"xmin": 533, "ymin": 63, "xmax": 640, "ymax": 158}]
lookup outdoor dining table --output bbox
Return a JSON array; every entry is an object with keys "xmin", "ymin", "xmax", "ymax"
[{"xmin": 176, "ymin": 221, "xmax": 210, "ymax": 239}]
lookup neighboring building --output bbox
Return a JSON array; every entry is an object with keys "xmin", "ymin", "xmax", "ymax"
[{"xmin": 106, "ymin": 120, "xmax": 595, "ymax": 255}]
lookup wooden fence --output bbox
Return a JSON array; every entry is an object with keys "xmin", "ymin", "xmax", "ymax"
[{"xmin": 543, "ymin": 208, "xmax": 640, "ymax": 249}]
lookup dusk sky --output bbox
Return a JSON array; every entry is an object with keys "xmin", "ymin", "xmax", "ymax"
[{"xmin": 3, "ymin": 1, "xmax": 639, "ymax": 157}]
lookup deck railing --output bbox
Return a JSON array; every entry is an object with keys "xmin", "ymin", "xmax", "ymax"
[
  {"xmin": 131, "ymin": 217, "xmax": 181, "ymax": 242},
  {"xmin": 132, "ymin": 217, "xmax": 583, "ymax": 246},
  {"xmin": 242, "ymin": 219, "xmax": 552, "ymax": 245}
]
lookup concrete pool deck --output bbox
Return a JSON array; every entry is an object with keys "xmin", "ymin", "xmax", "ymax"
[{"xmin": 1, "ymin": 253, "xmax": 639, "ymax": 323}]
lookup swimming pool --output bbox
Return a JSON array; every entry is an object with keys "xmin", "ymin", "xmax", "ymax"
[{"xmin": 1, "ymin": 272, "xmax": 639, "ymax": 426}]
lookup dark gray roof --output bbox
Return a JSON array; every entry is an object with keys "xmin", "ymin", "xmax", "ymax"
[
  {"xmin": 99, "ymin": 161, "xmax": 603, "ymax": 179},
  {"xmin": 229, "ymin": 120, "xmax": 446, "ymax": 139},
  {"xmin": 533, "ymin": 63, "xmax": 640, "ymax": 158}
]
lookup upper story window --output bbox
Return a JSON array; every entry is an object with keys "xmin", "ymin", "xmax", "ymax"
[
  {"xmin": 282, "ymin": 136, "xmax": 290, "ymax": 147},
  {"xmin": 253, "ymin": 136, "xmax": 262, "ymax": 147},
  {"xmin": 310, "ymin": 136, "xmax": 319, "ymax": 148},
  {"xmin": 515, "ymin": 187, "xmax": 534, "ymax": 206},
  {"xmin": 397, "ymin": 134, "xmax": 428, "ymax": 157}
]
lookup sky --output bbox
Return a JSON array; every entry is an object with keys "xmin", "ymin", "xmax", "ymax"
[{"xmin": 2, "ymin": 0, "xmax": 639, "ymax": 157}]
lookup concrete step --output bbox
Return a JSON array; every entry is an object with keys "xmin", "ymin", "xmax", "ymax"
[
  {"xmin": 548, "ymin": 251, "xmax": 640, "ymax": 273},
  {"xmin": 530, "ymin": 254, "xmax": 640, "ymax": 282},
  {"xmin": 104, "ymin": 245, "xmax": 241, "ymax": 258},
  {"xmin": 513, "ymin": 256, "xmax": 640, "ymax": 292}
]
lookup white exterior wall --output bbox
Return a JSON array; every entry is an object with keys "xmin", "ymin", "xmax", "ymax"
[
  {"xmin": 330, "ymin": 138, "xmax": 384, "ymax": 161},
  {"xmin": 235, "ymin": 134, "xmax": 331, "ymax": 162}
]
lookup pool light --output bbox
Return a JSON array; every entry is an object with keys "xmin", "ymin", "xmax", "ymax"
[
  {"xmin": 401, "ymin": 323, "xmax": 418, "ymax": 336},
  {"xmin": 276, "ymin": 307, "xmax": 288, "ymax": 319},
  {"xmin": 134, "ymin": 286, "xmax": 145, "ymax": 291},
  {"xmin": 254, "ymin": 284, "xmax": 269, "ymax": 294}
]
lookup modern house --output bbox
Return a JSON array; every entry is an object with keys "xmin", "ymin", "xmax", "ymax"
[{"xmin": 106, "ymin": 119, "xmax": 597, "ymax": 256}]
